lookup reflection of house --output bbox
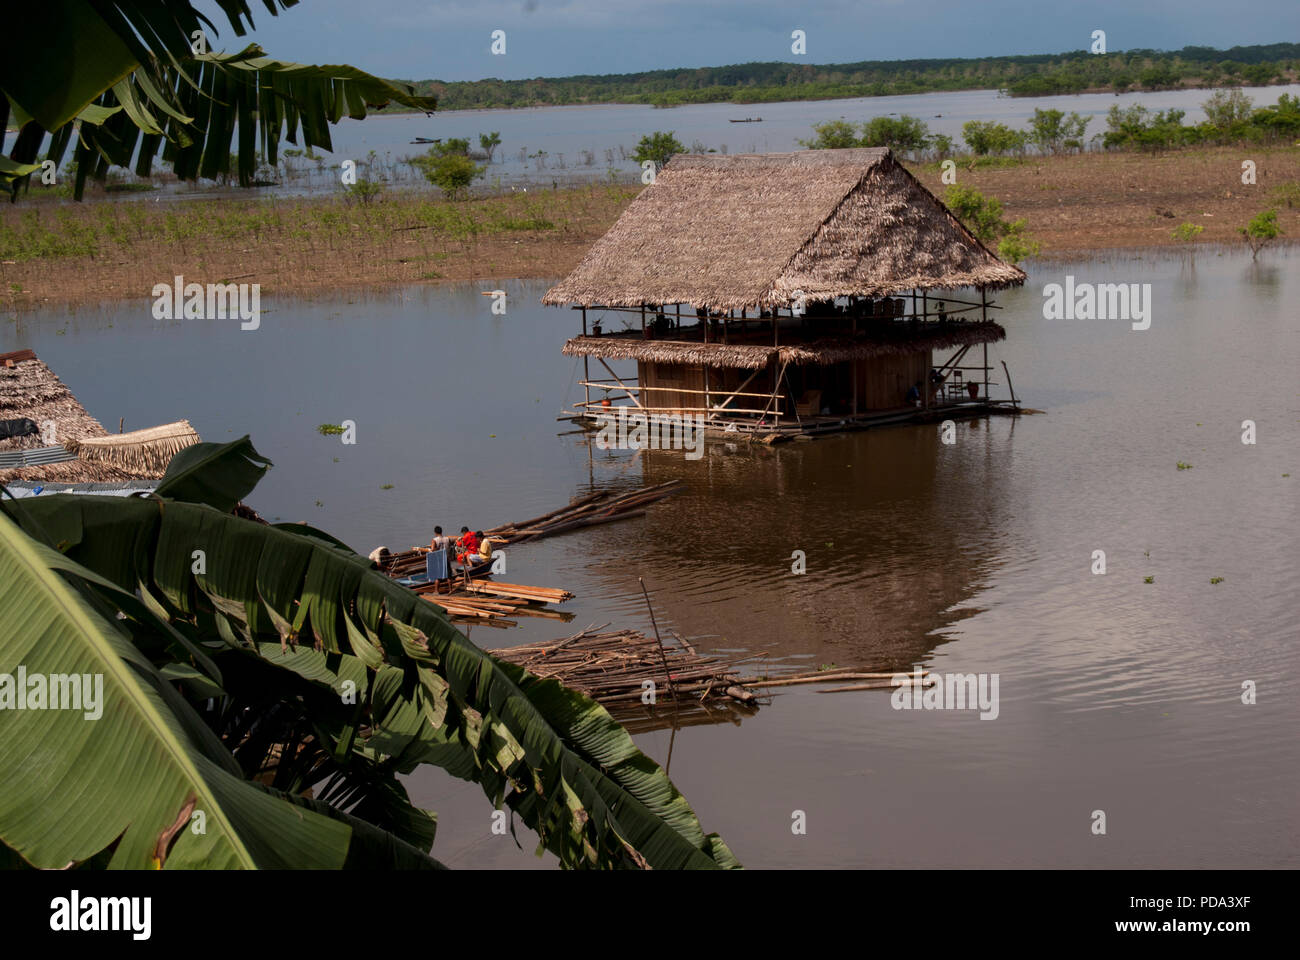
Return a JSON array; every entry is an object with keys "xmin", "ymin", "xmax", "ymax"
[
  {"xmin": 0, "ymin": 349, "xmax": 198, "ymax": 487},
  {"xmin": 544, "ymin": 148, "xmax": 1026, "ymax": 438}
]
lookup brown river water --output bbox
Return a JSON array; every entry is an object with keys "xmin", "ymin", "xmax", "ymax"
[{"xmin": 6, "ymin": 247, "xmax": 1296, "ymax": 867}]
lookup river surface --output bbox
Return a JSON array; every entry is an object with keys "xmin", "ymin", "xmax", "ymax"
[
  {"xmin": 5, "ymin": 247, "xmax": 1296, "ymax": 868},
  {"xmin": 80, "ymin": 82, "xmax": 1300, "ymax": 196}
]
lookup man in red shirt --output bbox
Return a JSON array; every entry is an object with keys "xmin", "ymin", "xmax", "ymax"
[{"xmin": 455, "ymin": 526, "xmax": 480, "ymax": 565}]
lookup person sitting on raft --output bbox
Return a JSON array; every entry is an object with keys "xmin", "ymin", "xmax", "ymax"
[
  {"xmin": 473, "ymin": 532, "xmax": 496, "ymax": 565},
  {"xmin": 455, "ymin": 527, "xmax": 480, "ymax": 565}
]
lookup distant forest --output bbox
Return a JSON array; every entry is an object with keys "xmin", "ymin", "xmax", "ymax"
[{"xmin": 399, "ymin": 44, "xmax": 1300, "ymax": 111}]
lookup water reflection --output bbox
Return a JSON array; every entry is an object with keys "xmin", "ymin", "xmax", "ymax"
[{"xmin": 565, "ymin": 419, "xmax": 1016, "ymax": 674}]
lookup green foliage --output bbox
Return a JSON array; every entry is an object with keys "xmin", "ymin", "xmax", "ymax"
[
  {"xmin": 423, "ymin": 138, "xmax": 470, "ymax": 158},
  {"xmin": 1028, "ymin": 108, "xmax": 1090, "ymax": 154},
  {"xmin": 400, "ymin": 44, "xmax": 1300, "ymax": 111},
  {"xmin": 944, "ymin": 185, "xmax": 1040, "ymax": 263},
  {"xmin": 801, "ymin": 120, "xmax": 859, "ymax": 150},
  {"xmin": 929, "ymin": 133, "xmax": 954, "ymax": 158},
  {"xmin": 996, "ymin": 221, "xmax": 1041, "ymax": 264},
  {"xmin": 961, "ymin": 120, "xmax": 1027, "ymax": 157},
  {"xmin": 859, "ymin": 115, "xmax": 930, "ymax": 156},
  {"xmin": 343, "ymin": 178, "xmax": 384, "ymax": 205},
  {"xmin": 0, "ymin": 439, "xmax": 739, "ymax": 870},
  {"xmin": 943, "ymin": 185, "xmax": 1007, "ymax": 244},
  {"xmin": 1172, "ymin": 222, "xmax": 1204, "ymax": 242},
  {"xmin": 1202, "ymin": 89, "xmax": 1254, "ymax": 128},
  {"xmin": 801, "ymin": 115, "xmax": 931, "ymax": 157},
  {"xmin": 632, "ymin": 131, "xmax": 686, "ymax": 170},
  {"xmin": 418, "ymin": 153, "xmax": 485, "ymax": 198},
  {"xmin": 1102, "ymin": 104, "xmax": 1192, "ymax": 151},
  {"xmin": 478, "ymin": 131, "xmax": 502, "ymax": 162},
  {"xmin": 1268, "ymin": 181, "xmax": 1300, "ymax": 209},
  {"xmin": 1, "ymin": 3, "xmax": 437, "ymax": 200},
  {"xmin": 1239, "ymin": 208, "xmax": 1282, "ymax": 258}
]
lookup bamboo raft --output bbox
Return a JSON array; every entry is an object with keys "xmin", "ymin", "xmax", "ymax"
[
  {"xmin": 490, "ymin": 624, "xmax": 761, "ymax": 732},
  {"xmin": 482, "ymin": 481, "xmax": 683, "ymax": 546},
  {"xmin": 376, "ymin": 550, "xmax": 575, "ymax": 627},
  {"xmin": 488, "ymin": 625, "xmax": 937, "ymax": 732},
  {"xmin": 411, "ymin": 579, "xmax": 574, "ymax": 628}
]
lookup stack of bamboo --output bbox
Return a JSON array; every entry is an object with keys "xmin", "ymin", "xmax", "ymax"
[
  {"xmin": 407, "ymin": 578, "xmax": 574, "ymax": 628},
  {"xmin": 490, "ymin": 624, "xmax": 760, "ymax": 731},
  {"xmin": 483, "ymin": 481, "xmax": 683, "ymax": 546}
]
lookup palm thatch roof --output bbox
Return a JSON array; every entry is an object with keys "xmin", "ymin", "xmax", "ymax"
[
  {"xmin": 562, "ymin": 320, "xmax": 1005, "ymax": 370},
  {"xmin": 0, "ymin": 349, "xmax": 199, "ymax": 484},
  {"xmin": 0, "ymin": 349, "xmax": 108, "ymax": 450},
  {"xmin": 66, "ymin": 420, "xmax": 199, "ymax": 476},
  {"xmin": 543, "ymin": 148, "xmax": 1026, "ymax": 312}
]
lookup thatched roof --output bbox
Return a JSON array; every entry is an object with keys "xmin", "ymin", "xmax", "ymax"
[
  {"xmin": 543, "ymin": 148, "xmax": 1026, "ymax": 311},
  {"xmin": 0, "ymin": 349, "xmax": 199, "ymax": 484},
  {"xmin": 0, "ymin": 349, "xmax": 108, "ymax": 450},
  {"xmin": 67, "ymin": 420, "xmax": 199, "ymax": 476},
  {"xmin": 562, "ymin": 321, "xmax": 1006, "ymax": 370}
]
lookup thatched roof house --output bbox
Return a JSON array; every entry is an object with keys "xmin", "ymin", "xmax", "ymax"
[
  {"xmin": 0, "ymin": 349, "xmax": 199, "ymax": 484},
  {"xmin": 543, "ymin": 147, "xmax": 1025, "ymax": 312},
  {"xmin": 544, "ymin": 148, "xmax": 1027, "ymax": 436}
]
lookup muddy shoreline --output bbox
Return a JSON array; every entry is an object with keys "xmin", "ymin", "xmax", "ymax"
[{"xmin": 2, "ymin": 146, "xmax": 1296, "ymax": 310}]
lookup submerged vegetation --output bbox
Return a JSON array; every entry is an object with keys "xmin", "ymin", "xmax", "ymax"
[
  {"xmin": 803, "ymin": 92, "xmax": 1300, "ymax": 164},
  {"xmin": 403, "ymin": 44, "xmax": 1300, "ymax": 111}
]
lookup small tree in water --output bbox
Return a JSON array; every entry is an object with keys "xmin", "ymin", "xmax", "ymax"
[
  {"xmin": 1240, "ymin": 209, "xmax": 1282, "ymax": 259},
  {"xmin": 479, "ymin": 131, "xmax": 502, "ymax": 163},
  {"xmin": 633, "ymin": 131, "xmax": 686, "ymax": 171}
]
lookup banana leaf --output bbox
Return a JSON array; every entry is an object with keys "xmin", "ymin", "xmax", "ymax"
[
  {"xmin": 0, "ymin": 508, "xmax": 449, "ymax": 869},
  {"xmin": 4, "ymin": 493, "xmax": 740, "ymax": 868},
  {"xmin": 1, "ymin": 0, "xmax": 437, "ymax": 197}
]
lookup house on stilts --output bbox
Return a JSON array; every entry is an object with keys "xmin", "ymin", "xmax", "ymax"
[{"xmin": 543, "ymin": 147, "xmax": 1027, "ymax": 439}]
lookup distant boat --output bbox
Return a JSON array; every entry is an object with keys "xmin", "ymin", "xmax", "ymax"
[
  {"xmin": 410, "ymin": 137, "xmax": 441, "ymax": 145},
  {"xmin": 728, "ymin": 117, "xmax": 762, "ymax": 123}
]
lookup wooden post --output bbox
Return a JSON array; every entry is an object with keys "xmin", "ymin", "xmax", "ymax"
[
  {"xmin": 581, "ymin": 307, "xmax": 590, "ymax": 414},
  {"xmin": 851, "ymin": 312, "xmax": 857, "ymax": 416},
  {"xmin": 981, "ymin": 288, "xmax": 989, "ymax": 402},
  {"xmin": 641, "ymin": 304, "xmax": 647, "ymax": 339}
]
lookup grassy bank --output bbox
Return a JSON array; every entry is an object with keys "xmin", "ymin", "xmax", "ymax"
[
  {"xmin": 0, "ymin": 184, "xmax": 638, "ymax": 307},
  {"xmin": 1, "ymin": 146, "xmax": 1297, "ymax": 310}
]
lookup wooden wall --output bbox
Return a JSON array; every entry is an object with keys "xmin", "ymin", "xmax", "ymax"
[
  {"xmin": 855, "ymin": 350, "xmax": 930, "ymax": 411},
  {"xmin": 633, "ymin": 352, "xmax": 929, "ymax": 417},
  {"xmin": 638, "ymin": 362, "xmax": 779, "ymax": 415}
]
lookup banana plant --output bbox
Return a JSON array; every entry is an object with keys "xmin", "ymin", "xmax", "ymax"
[
  {"xmin": 0, "ymin": 438, "xmax": 739, "ymax": 869},
  {"xmin": 0, "ymin": 0, "xmax": 439, "ymax": 198}
]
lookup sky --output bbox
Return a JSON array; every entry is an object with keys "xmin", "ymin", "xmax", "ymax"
[{"xmin": 217, "ymin": 0, "xmax": 1300, "ymax": 83}]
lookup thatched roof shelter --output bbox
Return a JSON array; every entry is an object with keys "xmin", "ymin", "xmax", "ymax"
[
  {"xmin": 67, "ymin": 420, "xmax": 200, "ymax": 476},
  {"xmin": 0, "ymin": 349, "xmax": 199, "ymax": 484},
  {"xmin": 562, "ymin": 320, "xmax": 1005, "ymax": 370},
  {"xmin": 543, "ymin": 148, "xmax": 1026, "ymax": 312}
]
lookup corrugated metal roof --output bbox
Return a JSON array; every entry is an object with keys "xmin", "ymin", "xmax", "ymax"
[
  {"xmin": 0, "ymin": 445, "xmax": 77, "ymax": 469},
  {"xmin": 1, "ymin": 481, "xmax": 157, "ymax": 499}
]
